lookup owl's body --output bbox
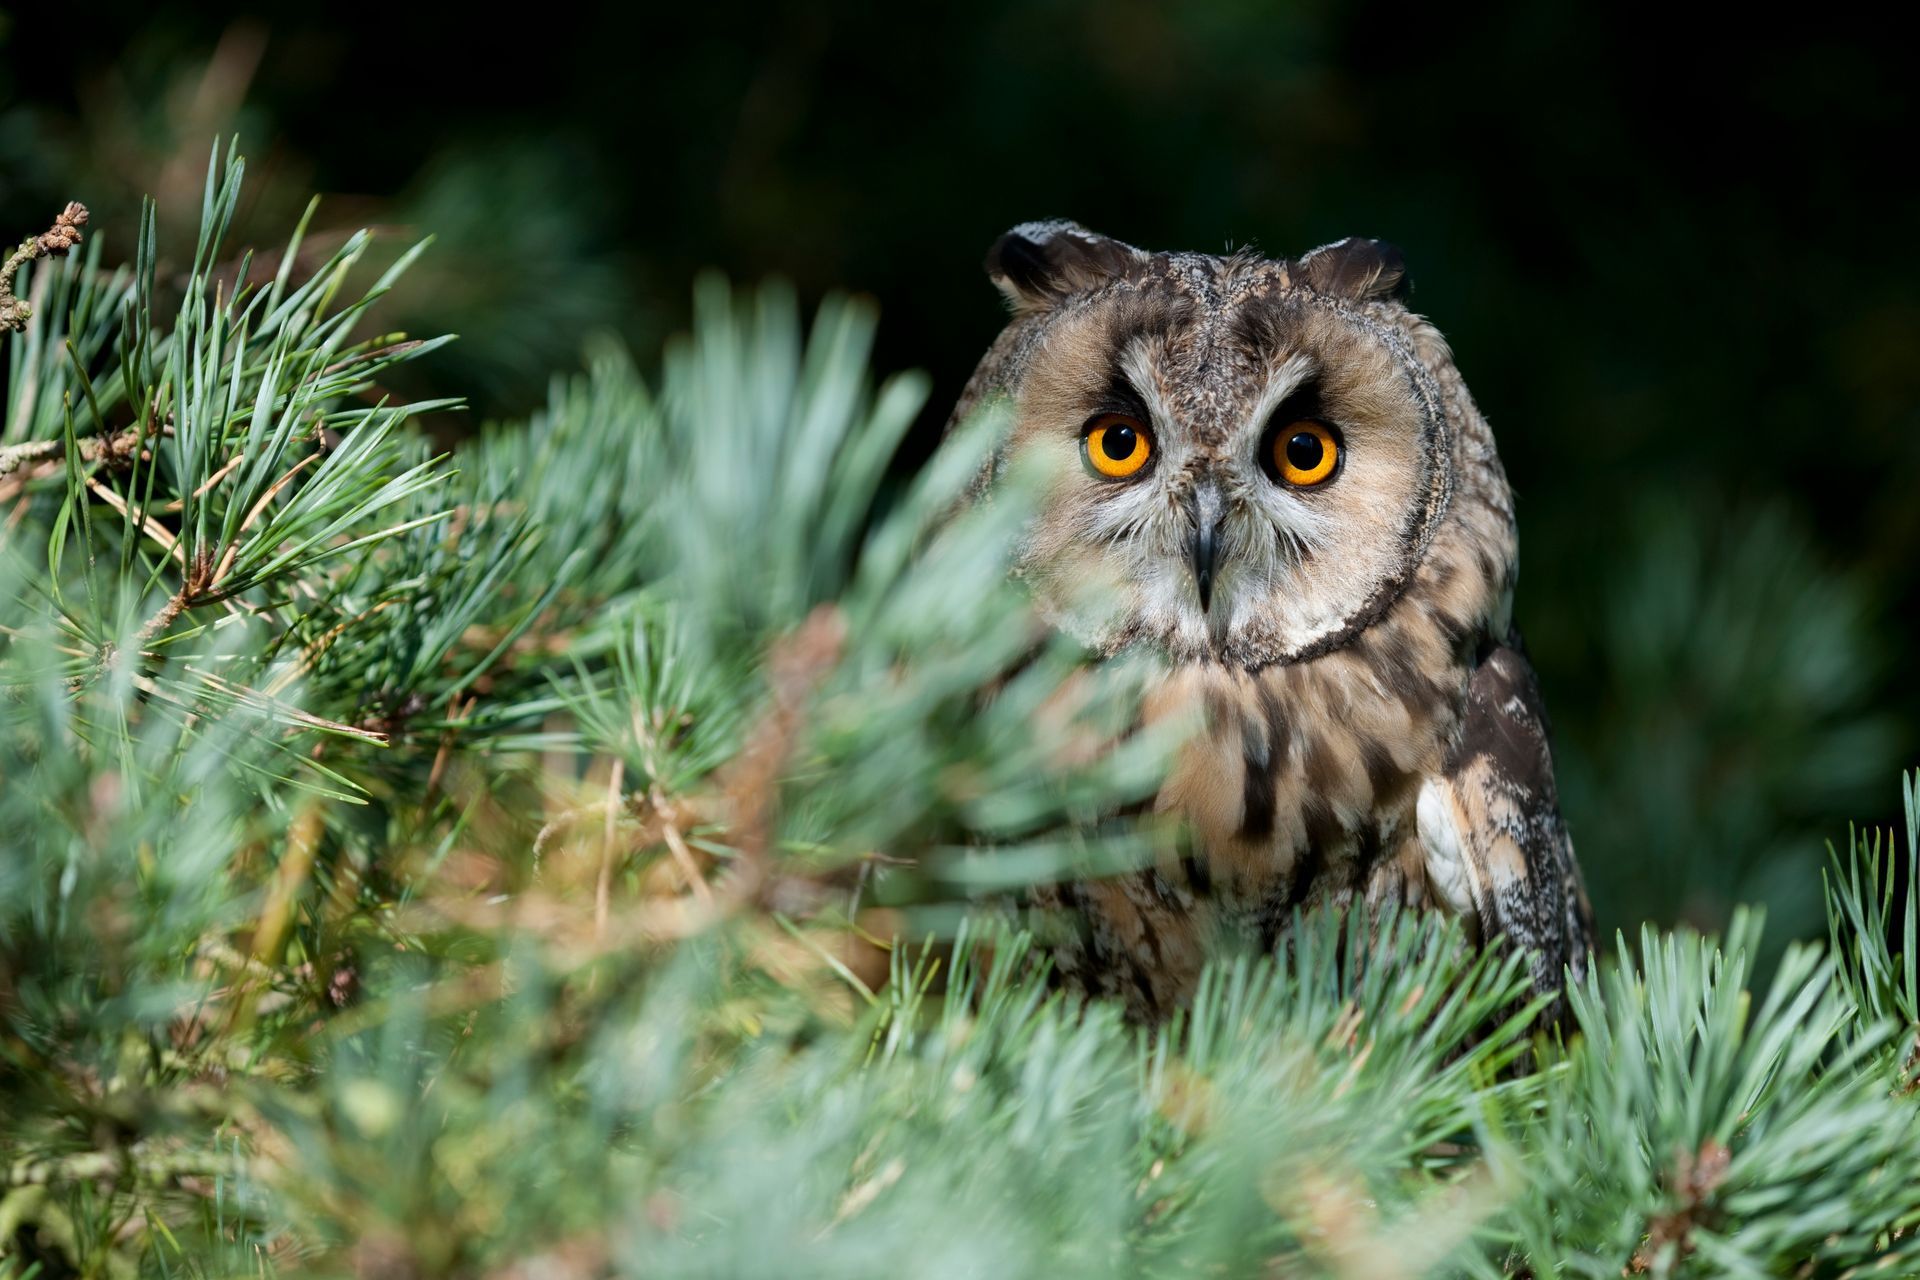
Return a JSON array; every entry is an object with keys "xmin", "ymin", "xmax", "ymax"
[{"xmin": 952, "ymin": 223, "xmax": 1591, "ymax": 1019}]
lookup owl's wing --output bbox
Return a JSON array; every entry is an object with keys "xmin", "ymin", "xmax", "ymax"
[{"xmin": 1416, "ymin": 634, "xmax": 1593, "ymax": 1006}]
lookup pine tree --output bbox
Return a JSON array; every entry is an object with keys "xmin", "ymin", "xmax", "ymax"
[{"xmin": 2, "ymin": 149, "xmax": 1916, "ymax": 1279}]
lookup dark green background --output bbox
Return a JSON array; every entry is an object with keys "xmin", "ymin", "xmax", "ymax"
[{"xmin": 3, "ymin": 1, "xmax": 1913, "ymax": 943}]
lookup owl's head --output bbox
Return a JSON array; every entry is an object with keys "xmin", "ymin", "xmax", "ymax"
[{"xmin": 959, "ymin": 220, "xmax": 1505, "ymax": 670}]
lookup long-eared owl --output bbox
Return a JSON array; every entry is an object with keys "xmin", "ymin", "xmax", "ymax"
[{"xmin": 949, "ymin": 221, "xmax": 1593, "ymax": 1020}]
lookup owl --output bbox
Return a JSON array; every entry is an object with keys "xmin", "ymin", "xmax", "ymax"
[{"xmin": 950, "ymin": 221, "xmax": 1593, "ymax": 1020}]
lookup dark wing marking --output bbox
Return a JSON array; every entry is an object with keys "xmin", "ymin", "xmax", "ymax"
[{"xmin": 1417, "ymin": 635, "xmax": 1593, "ymax": 1009}]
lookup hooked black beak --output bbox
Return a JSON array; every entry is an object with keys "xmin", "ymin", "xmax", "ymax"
[
  {"xmin": 1188, "ymin": 484, "xmax": 1225, "ymax": 613},
  {"xmin": 1193, "ymin": 523, "xmax": 1218, "ymax": 612}
]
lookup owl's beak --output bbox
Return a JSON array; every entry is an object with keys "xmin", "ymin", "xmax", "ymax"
[{"xmin": 1187, "ymin": 483, "xmax": 1225, "ymax": 613}]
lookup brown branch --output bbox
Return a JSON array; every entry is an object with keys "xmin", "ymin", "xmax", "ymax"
[
  {"xmin": 0, "ymin": 420, "xmax": 154, "ymax": 482},
  {"xmin": 5, "ymin": 1147, "xmax": 240, "ymax": 1189},
  {"xmin": 722, "ymin": 605, "xmax": 847, "ymax": 884},
  {"xmin": 129, "ymin": 550, "xmax": 215, "ymax": 654},
  {"xmin": 1629, "ymin": 1138, "xmax": 1731, "ymax": 1273},
  {"xmin": 134, "ymin": 590, "xmax": 191, "ymax": 649},
  {"xmin": 0, "ymin": 202, "xmax": 88, "ymax": 334}
]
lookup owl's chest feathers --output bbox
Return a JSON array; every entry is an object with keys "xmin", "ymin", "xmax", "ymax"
[{"xmin": 1146, "ymin": 594, "xmax": 1476, "ymax": 911}]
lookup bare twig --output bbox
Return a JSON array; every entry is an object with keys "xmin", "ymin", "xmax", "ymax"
[
  {"xmin": 0, "ymin": 202, "xmax": 88, "ymax": 334},
  {"xmin": 1629, "ymin": 1138, "xmax": 1732, "ymax": 1273},
  {"xmin": 5, "ymin": 1146, "xmax": 240, "ymax": 1189},
  {"xmin": 716, "ymin": 605, "xmax": 846, "ymax": 904},
  {"xmin": 0, "ymin": 421, "xmax": 156, "ymax": 483},
  {"xmin": 134, "ymin": 551, "xmax": 214, "ymax": 649}
]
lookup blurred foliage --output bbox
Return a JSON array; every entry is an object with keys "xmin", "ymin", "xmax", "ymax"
[
  {"xmin": 1, "ymin": 1, "xmax": 1908, "ymax": 943},
  {"xmin": 0, "ymin": 166, "xmax": 1917, "ymax": 1276},
  {"xmin": 1539, "ymin": 497, "xmax": 1900, "ymax": 940}
]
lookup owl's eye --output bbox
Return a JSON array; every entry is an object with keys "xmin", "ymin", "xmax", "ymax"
[
  {"xmin": 1266, "ymin": 420, "xmax": 1341, "ymax": 487},
  {"xmin": 1083, "ymin": 413, "xmax": 1153, "ymax": 479}
]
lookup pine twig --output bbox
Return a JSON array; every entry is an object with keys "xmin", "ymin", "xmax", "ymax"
[
  {"xmin": 0, "ymin": 421, "xmax": 157, "ymax": 482},
  {"xmin": 5, "ymin": 1146, "xmax": 239, "ymax": 1189},
  {"xmin": 0, "ymin": 202, "xmax": 88, "ymax": 334}
]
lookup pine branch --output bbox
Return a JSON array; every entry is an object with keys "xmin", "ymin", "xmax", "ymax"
[
  {"xmin": 2, "ymin": 151, "xmax": 1917, "ymax": 1280},
  {"xmin": 0, "ymin": 419, "xmax": 163, "ymax": 484}
]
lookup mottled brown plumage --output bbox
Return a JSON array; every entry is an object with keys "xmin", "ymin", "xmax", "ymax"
[{"xmin": 951, "ymin": 221, "xmax": 1592, "ymax": 1020}]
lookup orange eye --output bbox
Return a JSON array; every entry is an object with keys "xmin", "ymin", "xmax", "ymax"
[
  {"xmin": 1084, "ymin": 414, "xmax": 1152, "ymax": 479},
  {"xmin": 1271, "ymin": 420, "xmax": 1340, "ymax": 487}
]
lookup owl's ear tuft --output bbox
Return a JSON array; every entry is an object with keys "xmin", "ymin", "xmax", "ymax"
[
  {"xmin": 985, "ymin": 221, "xmax": 1147, "ymax": 313},
  {"xmin": 1294, "ymin": 237, "xmax": 1410, "ymax": 303}
]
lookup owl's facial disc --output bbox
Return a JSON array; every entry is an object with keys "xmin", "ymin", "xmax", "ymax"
[{"xmin": 1002, "ymin": 273, "xmax": 1452, "ymax": 669}]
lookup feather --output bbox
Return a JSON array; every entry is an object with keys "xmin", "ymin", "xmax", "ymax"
[{"xmin": 1416, "ymin": 637, "xmax": 1594, "ymax": 1009}]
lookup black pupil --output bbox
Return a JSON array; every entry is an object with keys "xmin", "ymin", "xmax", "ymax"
[
  {"xmin": 1100, "ymin": 424, "xmax": 1138, "ymax": 461},
  {"xmin": 1285, "ymin": 430, "xmax": 1325, "ymax": 473}
]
